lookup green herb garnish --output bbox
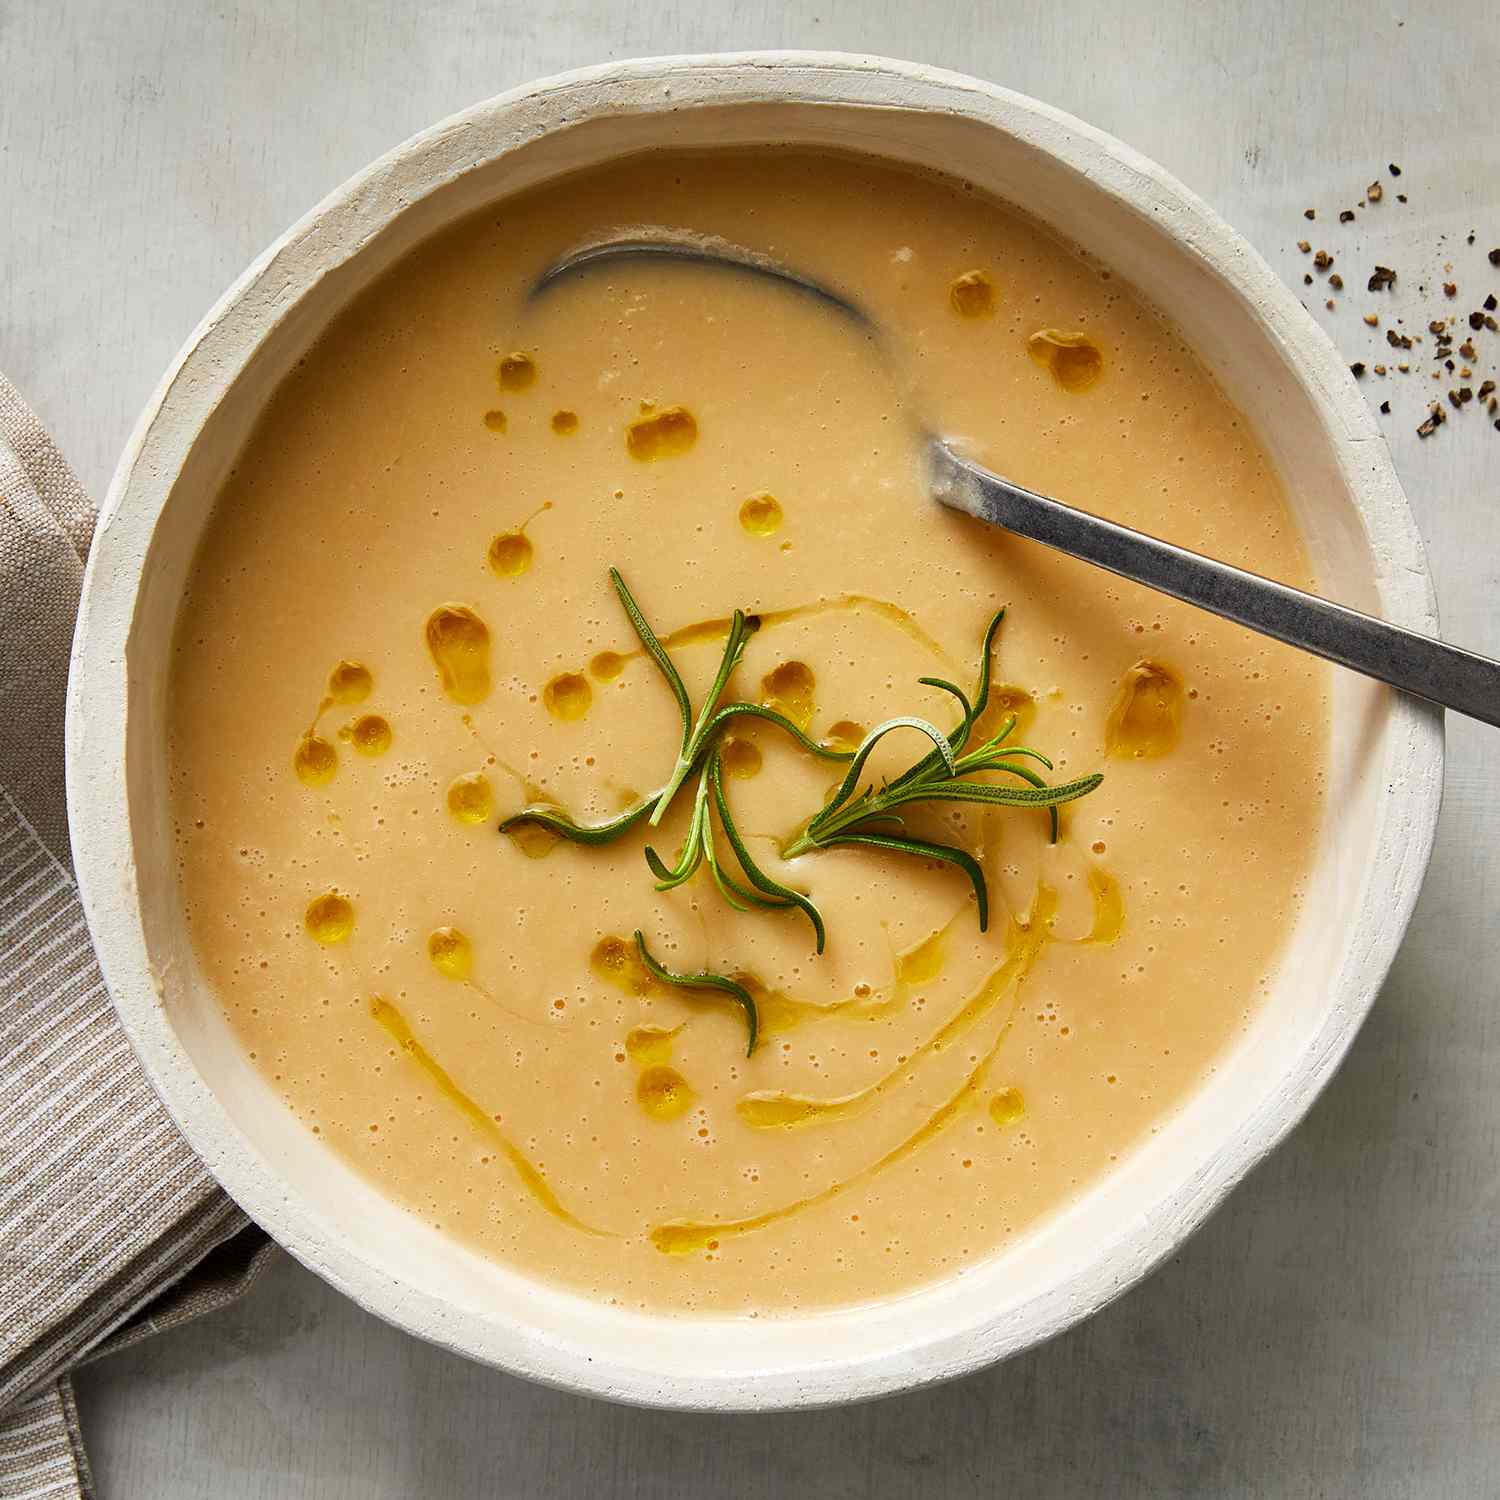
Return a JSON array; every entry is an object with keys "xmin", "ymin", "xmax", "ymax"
[
  {"xmin": 500, "ymin": 571, "xmax": 850, "ymax": 848},
  {"xmin": 645, "ymin": 750, "xmax": 824, "ymax": 950},
  {"xmin": 502, "ymin": 575, "xmax": 1101, "ymax": 952},
  {"xmin": 634, "ymin": 929, "xmax": 759, "ymax": 1054},
  {"xmin": 779, "ymin": 612, "xmax": 1106, "ymax": 925}
]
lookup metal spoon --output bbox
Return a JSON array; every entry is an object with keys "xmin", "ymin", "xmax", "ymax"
[{"xmin": 535, "ymin": 237, "xmax": 1500, "ymax": 728}]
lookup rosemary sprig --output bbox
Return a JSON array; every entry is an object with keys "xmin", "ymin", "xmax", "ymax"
[
  {"xmin": 616, "ymin": 567, "xmax": 757, "ymax": 825},
  {"xmin": 500, "ymin": 572, "xmax": 850, "ymax": 847},
  {"xmin": 499, "ymin": 792, "xmax": 658, "ymax": 845},
  {"xmin": 779, "ymin": 610, "xmax": 1104, "ymax": 930},
  {"xmin": 709, "ymin": 752, "xmax": 825, "ymax": 953},
  {"xmin": 634, "ymin": 930, "xmax": 759, "ymax": 1055},
  {"xmin": 644, "ymin": 751, "xmax": 824, "ymax": 950},
  {"xmin": 502, "ymin": 579, "xmax": 1102, "ymax": 959}
]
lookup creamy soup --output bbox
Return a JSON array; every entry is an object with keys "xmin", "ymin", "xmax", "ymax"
[{"xmin": 168, "ymin": 150, "xmax": 1327, "ymax": 1314}]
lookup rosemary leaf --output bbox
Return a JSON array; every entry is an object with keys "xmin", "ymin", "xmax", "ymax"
[
  {"xmin": 821, "ymin": 831, "xmax": 990, "ymax": 931},
  {"xmin": 499, "ymin": 795, "xmax": 657, "ymax": 846},
  {"xmin": 710, "ymin": 754, "xmax": 826, "ymax": 953},
  {"xmin": 650, "ymin": 609, "xmax": 754, "ymax": 824},
  {"xmin": 700, "ymin": 701, "xmax": 855, "ymax": 761},
  {"xmin": 810, "ymin": 716, "xmax": 956, "ymax": 835},
  {"xmin": 609, "ymin": 569, "xmax": 692, "ymax": 754},
  {"xmin": 634, "ymin": 930, "xmax": 759, "ymax": 1055}
]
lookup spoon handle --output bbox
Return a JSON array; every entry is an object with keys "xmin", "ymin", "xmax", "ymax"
[{"xmin": 932, "ymin": 443, "xmax": 1500, "ymax": 728}]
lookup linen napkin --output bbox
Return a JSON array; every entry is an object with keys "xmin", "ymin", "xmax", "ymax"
[{"xmin": 0, "ymin": 370, "xmax": 276, "ymax": 1499}]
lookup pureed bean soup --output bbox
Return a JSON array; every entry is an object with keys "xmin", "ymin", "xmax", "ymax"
[{"xmin": 168, "ymin": 149, "xmax": 1326, "ymax": 1313}]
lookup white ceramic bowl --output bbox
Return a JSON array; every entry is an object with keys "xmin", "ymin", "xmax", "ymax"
[{"xmin": 66, "ymin": 53, "xmax": 1443, "ymax": 1410}]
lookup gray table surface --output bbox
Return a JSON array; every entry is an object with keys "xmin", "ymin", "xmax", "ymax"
[{"xmin": 5, "ymin": 1, "xmax": 1498, "ymax": 1495}]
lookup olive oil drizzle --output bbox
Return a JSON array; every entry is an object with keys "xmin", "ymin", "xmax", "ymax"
[
  {"xmin": 595, "ymin": 594, "xmax": 956, "ymax": 674},
  {"xmin": 651, "ymin": 1023, "xmax": 1006, "ymax": 1256},
  {"xmin": 736, "ymin": 887, "xmax": 1057, "ymax": 1131},
  {"xmin": 369, "ymin": 997, "xmax": 607, "ymax": 1236},
  {"xmin": 749, "ymin": 913, "xmax": 961, "ymax": 1036}
]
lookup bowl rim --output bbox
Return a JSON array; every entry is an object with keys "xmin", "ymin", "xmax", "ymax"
[{"xmin": 66, "ymin": 50, "xmax": 1444, "ymax": 1411}]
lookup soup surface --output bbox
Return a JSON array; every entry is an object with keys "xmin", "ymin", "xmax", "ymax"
[{"xmin": 168, "ymin": 149, "xmax": 1327, "ymax": 1314}]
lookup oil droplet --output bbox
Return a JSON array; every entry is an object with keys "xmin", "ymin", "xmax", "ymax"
[
  {"xmin": 327, "ymin": 660, "xmax": 372, "ymax": 704},
  {"xmin": 820, "ymin": 720, "xmax": 866, "ymax": 754},
  {"xmin": 626, "ymin": 405, "xmax": 697, "ymax": 460},
  {"xmin": 719, "ymin": 736, "xmax": 762, "ymax": 780},
  {"xmin": 738, "ymin": 492, "xmax": 783, "ymax": 536},
  {"xmin": 551, "ymin": 409, "xmax": 579, "ymax": 435},
  {"xmin": 543, "ymin": 672, "xmax": 591, "ymax": 721},
  {"xmin": 761, "ymin": 660, "xmax": 816, "ymax": 731},
  {"xmin": 487, "ymin": 501, "xmax": 550, "ymax": 579},
  {"xmin": 1104, "ymin": 660, "xmax": 1183, "ymax": 758},
  {"xmin": 651, "ymin": 1221, "xmax": 717, "ymax": 1255},
  {"xmin": 498, "ymin": 352, "xmax": 536, "ymax": 391},
  {"xmin": 305, "ymin": 891, "xmax": 354, "ymax": 945},
  {"xmin": 427, "ymin": 926, "xmax": 473, "ymax": 981},
  {"xmin": 591, "ymin": 935, "xmax": 655, "ymax": 995},
  {"xmin": 293, "ymin": 733, "xmax": 337, "ymax": 786},
  {"xmin": 590, "ymin": 651, "xmax": 626, "ymax": 681},
  {"xmin": 949, "ymin": 269, "xmax": 997, "ymax": 318},
  {"xmin": 637, "ymin": 1065, "xmax": 695, "ymax": 1121},
  {"xmin": 369, "ymin": 997, "xmax": 605, "ymax": 1235},
  {"xmin": 989, "ymin": 1087, "xmax": 1026, "ymax": 1127},
  {"xmin": 1081, "ymin": 866, "xmax": 1124, "ymax": 945},
  {"xmin": 348, "ymin": 714, "xmax": 392, "ymax": 757},
  {"xmin": 446, "ymin": 771, "xmax": 494, "ymax": 825},
  {"xmin": 488, "ymin": 531, "xmax": 533, "ymax": 578},
  {"xmin": 483, "ymin": 410, "xmax": 507, "ymax": 433},
  {"xmin": 894, "ymin": 926, "xmax": 947, "ymax": 990},
  {"xmin": 974, "ymin": 684, "xmax": 1036, "ymax": 744},
  {"xmin": 505, "ymin": 821, "xmax": 559, "ymax": 860},
  {"xmin": 1027, "ymin": 329, "xmax": 1105, "ymax": 392},
  {"xmin": 425, "ymin": 605, "xmax": 491, "ymax": 705},
  {"xmin": 626, "ymin": 1024, "xmax": 680, "ymax": 1067}
]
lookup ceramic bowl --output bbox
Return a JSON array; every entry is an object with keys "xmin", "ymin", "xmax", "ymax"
[{"xmin": 66, "ymin": 53, "xmax": 1443, "ymax": 1410}]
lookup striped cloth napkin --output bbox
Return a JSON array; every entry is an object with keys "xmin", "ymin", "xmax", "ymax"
[{"xmin": 0, "ymin": 371, "xmax": 276, "ymax": 1499}]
